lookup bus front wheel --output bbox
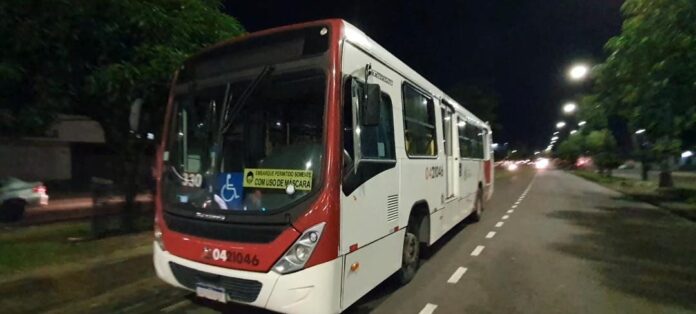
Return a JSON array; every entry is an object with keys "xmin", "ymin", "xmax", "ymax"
[{"xmin": 396, "ymin": 217, "xmax": 421, "ymax": 285}]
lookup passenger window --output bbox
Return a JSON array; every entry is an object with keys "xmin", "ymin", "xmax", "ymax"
[
  {"xmin": 403, "ymin": 84, "xmax": 437, "ymax": 157},
  {"xmin": 458, "ymin": 121, "xmax": 484, "ymax": 159},
  {"xmin": 458, "ymin": 117, "xmax": 470, "ymax": 158}
]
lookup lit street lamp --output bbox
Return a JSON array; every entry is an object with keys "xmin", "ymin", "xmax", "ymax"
[
  {"xmin": 635, "ymin": 129, "xmax": 646, "ymax": 134},
  {"xmin": 570, "ymin": 129, "xmax": 578, "ymax": 135},
  {"xmin": 578, "ymin": 120, "xmax": 587, "ymax": 127},
  {"xmin": 556, "ymin": 121, "xmax": 566, "ymax": 129},
  {"xmin": 569, "ymin": 64, "xmax": 590, "ymax": 81},
  {"xmin": 563, "ymin": 102, "xmax": 577, "ymax": 114}
]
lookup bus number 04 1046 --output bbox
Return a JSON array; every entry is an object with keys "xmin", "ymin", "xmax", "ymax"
[{"xmin": 210, "ymin": 248, "xmax": 260, "ymax": 266}]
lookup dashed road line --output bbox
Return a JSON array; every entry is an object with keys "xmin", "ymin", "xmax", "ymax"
[
  {"xmin": 495, "ymin": 221, "xmax": 504, "ymax": 227},
  {"xmin": 419, "ymin": 303, "xmax": 438, "ymax": 314},
  {"xmin": 511, "ymin": 204, "xmax": 518, "ymax": 209},
  {"xmin": 471, "ymin": 245, "xmax": 485, "ymax": 256},
  {"xmin": 502, "ymin": 215, "xmax": 509, "ymax": 220},
  {"xmin": 161, "ymin": 300, "xmax": 190, "ymax": 313},
  {"xmin": 507, "ymin": 209, "xmax": 514, "ymax": 213},
  {"xmin": 486, "ymin": 231, "xmax": 496, "ymax": 239},
  {"xmin": 447, "ymin": 267, "xmax": 468, "ymax": 284}
]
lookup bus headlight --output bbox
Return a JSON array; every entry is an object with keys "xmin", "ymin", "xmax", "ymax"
[
  {"xmin": 273, "ymin": 222, "xmax": 325, "ymax": 274},
  {"xmin": 154, "ymin": 224, "xmax": 165, "ymax": 251}
]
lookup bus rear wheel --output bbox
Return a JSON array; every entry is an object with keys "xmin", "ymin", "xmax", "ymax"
[
  {"xmin": 470, "ymin": 188, "xmax": 484, "ymax": 222},
  {"xmin": 396, "ymin": 218, "xmax": 421, "ymax": 285}
]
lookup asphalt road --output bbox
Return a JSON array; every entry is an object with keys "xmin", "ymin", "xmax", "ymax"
[{"xmin": 139, "ymin": 168, "xmax": 696, "ymax": 314}]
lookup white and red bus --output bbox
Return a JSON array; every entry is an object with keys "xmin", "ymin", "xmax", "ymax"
[{"xmin": 153, "ymin": 19, "xmax": 493, "ymax": 313}]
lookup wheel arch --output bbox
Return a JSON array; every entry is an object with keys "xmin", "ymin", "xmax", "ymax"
[{"xmin": 407, "ymin": 200, "xmax": 430, "ymax": 245}]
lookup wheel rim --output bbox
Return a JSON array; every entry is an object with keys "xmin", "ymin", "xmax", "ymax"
[{"xmin": 403, "ymin": 232, "xmax": 419, "ymax": 271}]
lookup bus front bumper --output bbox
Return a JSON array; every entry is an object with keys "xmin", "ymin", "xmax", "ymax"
[{"xmin": 153, "ymin": 243, "xmax": 342, "ymax": 314}]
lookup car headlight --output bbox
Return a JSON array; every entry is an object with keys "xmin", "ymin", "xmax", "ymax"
[{"xmin": 273, "ymin": 222, "xmax": 325, "ymax": 274}]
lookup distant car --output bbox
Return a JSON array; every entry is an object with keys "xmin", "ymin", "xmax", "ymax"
[{"xmin": 0, "ymin": 177, "xmax": 49, "ymax": 222}]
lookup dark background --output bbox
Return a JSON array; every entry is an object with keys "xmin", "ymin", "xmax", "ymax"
[{"xmin": 225, "ymin": 0, "xmax": 624, "ymax": 150}]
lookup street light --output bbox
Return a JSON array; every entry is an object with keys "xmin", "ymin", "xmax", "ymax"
[
  {"xmin": 556, "ymin": 121, "xmax": 566, "ymax": 129},
  {"xmin": 553, "ymin": 131, "xmax": 559, "ymax": 135},
  {"xmin": 578, "ymin": 120, "xmax": 587, "ymax": 127},
  {"xmin": 635, "ymin": 129, "xmax": 646, "ymax": 134},
  {"xmin": 570, "ymin": 129, "xmax": 578, "ymax": 135},
  {"xmin": 562, "ymin": 102, "xmax": 577, "ymax": 114},
  {"xmin": 569, "ymin": 64, "xmax": 590, "ymax": 81},
  {"xmin": 551, "ymin": 136, "xmax": 559, "ymax": 141}
]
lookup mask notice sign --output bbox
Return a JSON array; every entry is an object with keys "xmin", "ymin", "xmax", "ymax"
[{"xmin": 243, "ymin": 168, "xmax": 313, "ymax": 191}]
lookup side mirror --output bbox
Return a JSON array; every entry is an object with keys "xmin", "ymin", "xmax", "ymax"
[
  {"xmin": 129, "ymin": 98, "xmax": 143, "ymax": 132},
  {"xmin": 361, "ymin": 83, "xmax": 381, "ymax": 126}
]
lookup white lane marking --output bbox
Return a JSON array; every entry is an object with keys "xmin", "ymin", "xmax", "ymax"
[
  {"xmin": 514, "ymin": 201, "xmax": 520, "ymax": 205},
  {"xmin": 471, "ymin": 245, "xmax": 485, "ymax": 256},
  {"xmin": 502, "ymin": 215, "xmax": 509, "ymax": 220},
  {"xmin": 486, "ymin": 231, "xmax": 496, "ymax": 239},
  {"xmin": 511, "ymin": 204, "xmax": 518, "ymax": 209},
  {"xmin": 495, "ymin": 221, "xmax": 504, "ymax": 227},
  {"xmin": 161, "ymin": 300, "xmax": 190, "ymax": 312},
  {"xmin": 507, "ymin": 209, "xmax": 514, "ymax": 213},
  {"xmin": 419, "ymin": 303, "xmax": 438, "ymax": 314},
  {"xmin": 447, "ymin": 267, "xmax": 468, "ymax": 284}
]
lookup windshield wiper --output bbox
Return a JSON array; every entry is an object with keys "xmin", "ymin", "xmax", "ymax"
[{"xmin": 220, "ymin": 65, "xmax": 275, "ymax": 134}]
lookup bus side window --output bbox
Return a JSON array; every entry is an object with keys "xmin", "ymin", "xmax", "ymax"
[{"xmin": 402, "ymin": 84, "xmax": 437, "ymax": 157}]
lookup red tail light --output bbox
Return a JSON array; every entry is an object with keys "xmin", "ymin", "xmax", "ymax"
[{"xmin": 33, "ymin": 185, "xmax": 47, "ymax": 194}]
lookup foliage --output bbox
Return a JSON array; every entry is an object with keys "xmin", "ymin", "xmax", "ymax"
[
  {"xmin": 557, "ymin": 133, "xmax": 585, "ymax": 163},
  {"xmin": 591, "ymin": 0, "xmax": 696, "ymax": 158},
  {"xmin": 585, "ymin": 129, "xmax": 621, "ymax": 174},
  {"xmin": 446, "ymin": 83, "xmax": 501, "ymax": 133},
  {"xmin": 0, "ymin": 0, "xmax": 245, "ymax": 141}
]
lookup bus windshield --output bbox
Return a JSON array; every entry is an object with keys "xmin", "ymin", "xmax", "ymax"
[{"xmin": 162, "ymin": 69, "xmax": 326, "ymax": 214}]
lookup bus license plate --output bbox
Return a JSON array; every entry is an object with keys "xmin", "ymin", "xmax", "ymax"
[{"xmin": 195, "ymin": 283, "xmax": 227, "ymax": 303}]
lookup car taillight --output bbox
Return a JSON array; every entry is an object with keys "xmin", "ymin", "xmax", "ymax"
[{"xmin": 33, "ymin": 185, "xmax": 47, "ymax": 194}]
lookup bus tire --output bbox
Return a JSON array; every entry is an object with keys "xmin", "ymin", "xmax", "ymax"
[
  {"xmin": 396, "ymin": 217, "xmax": 421, "ymax": 285},
  {"xmin": 470, "ymin": 188, "xmax": 484, "ymax": 222}
]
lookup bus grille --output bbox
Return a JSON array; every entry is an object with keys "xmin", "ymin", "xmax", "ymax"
[
  {"xmin": 169, "ymin": 262, "xmax": 263, "ymax": 303},
  {"xmin": 387, "ymin": 194, "xmax": 399, "ymax": 222},
  {"xmin": 164, "ymin": 212, "xmax": 285, "ymax": 243}
]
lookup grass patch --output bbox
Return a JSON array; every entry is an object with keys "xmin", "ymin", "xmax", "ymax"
[
  {"xmin": 0, "ymin": 220, "xmax": 151, "ymax": 277},
  {"xmin": 572, "ymin": 170, "xmax": 696, "ymax": 221}
]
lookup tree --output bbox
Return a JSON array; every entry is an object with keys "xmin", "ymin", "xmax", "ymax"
[
  {"xmin": 0, "ymin": 0, "xmax": 245, "ymax": 231},
  {"xmin": 446, "ymin": 83, "xmax": 501, "ymax": 134},
  {"xmin": 591, "ymin": 0, "xmax": 696, "ymax": 186},
  {"xmin": 557, "ymin": 133, "xmax": 585, "ymax": 165},
  {"xmin": 585, "ymin": 129, "xmax": 621, "ymax": 176}
]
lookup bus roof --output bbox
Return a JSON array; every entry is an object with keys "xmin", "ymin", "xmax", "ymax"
[{"xmin": 187, "ymin": 18, "xmax": 490, "ymax": 130}]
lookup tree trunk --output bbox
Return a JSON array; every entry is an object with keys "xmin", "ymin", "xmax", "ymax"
[
  {"xmin": 120, "ymin": 142, "xmax": 142, "ymax": 233},
  {"xmin": 641, "ymin": 161, "xmax": 649, "ymax": 181},
  {"xmin": 658, "ymin": 159, "xmax": 673, "ymax": 188}
]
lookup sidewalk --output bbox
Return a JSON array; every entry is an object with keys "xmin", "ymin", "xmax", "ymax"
[
  {"xmin": 20, "ymin": 193, "xmax": 153, "ymax": 225},
  {"xmin": 573, "ymin": 170, "xmax": 696, "ymax": 222}
]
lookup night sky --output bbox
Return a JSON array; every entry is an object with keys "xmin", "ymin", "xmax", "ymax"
[{"xmin": 224, "ymin": 1, "xmax": 624, "ymax": 151}]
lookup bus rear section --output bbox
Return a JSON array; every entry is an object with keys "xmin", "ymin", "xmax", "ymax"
[{"xmin": 153, "ymin": 19, "xmax": 494, "ymax": 313}]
